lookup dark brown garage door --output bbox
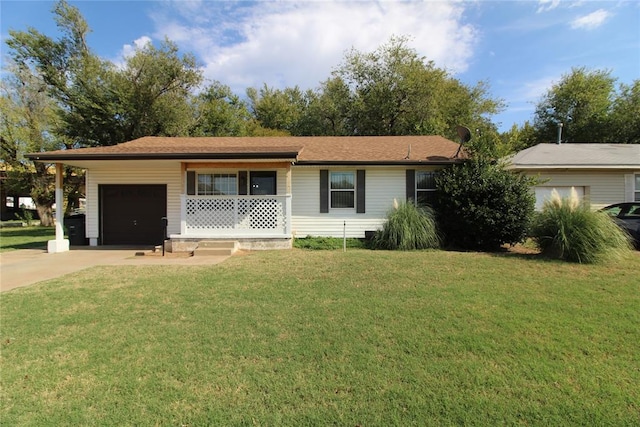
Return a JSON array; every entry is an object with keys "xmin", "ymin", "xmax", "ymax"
[{"xmin": 100, "ymin": 185, "xmax": 167, "ymax": 245}]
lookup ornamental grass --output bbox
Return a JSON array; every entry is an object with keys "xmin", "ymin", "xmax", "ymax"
[
  {"xmin": 372, "ymin": 200, "xmax": 440, "ymax": 250},
  {"xmin": 531, "ymin": 188, "xmax": 633, "ymax": 263}
]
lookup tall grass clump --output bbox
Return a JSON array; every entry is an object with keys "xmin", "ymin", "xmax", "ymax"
[
  {"xmin": 372, "ymin": 200, "xmax": 440, "ymax": 250},
  {"xmin": 531, "ymin": 188, "xmax": 632, "ymax": 263}
]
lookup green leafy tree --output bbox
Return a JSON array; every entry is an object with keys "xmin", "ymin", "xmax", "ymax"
[
  {"xmin": 247, "ymin": 85, "xmax": 309, "ymax": 134},
  {"xmin": 306, "ymin": 77, "xmax": 353, "ymax": 136},
  {"xmin": 4, "ymin": 0, "xmax": 205, "ymax": 223},
  {"xmin": 7, "ymin": 1, "xmax": 203, "ymax": 146},
  {"xmin": 533, "ymin": 67, "xmax": 616, "ymax": 143},
  {"xmin": 609, "ymin": 80, "xmax": 640, "ymax": 144},
  {"xmin": 6, "ymin": 0, "xmax": 117, "ymax": 147},
  {"xmin": 435, "ymin": 158, "xmax": 536, "ymax": 251},
  {"xmin": 192, "ymin": 81, "xmax": 252, "ymax": 136},
  {"xmin": 332, "ymin": 36, "xmax": 504, "ymax": 139},
  {"xmin": 114, "ymin": 39, "xmax": 202, "ymax": 141},
  {"xmin": 0, "ymin": 63, "xmax": 75, "ymax": 225},
  {"xmin": 246, "ymin": 36, "xmax": 504, "ymax": 146},
  {"xmin": 499, "ymin": 121, "xmax": 537, "ymax": 152}
]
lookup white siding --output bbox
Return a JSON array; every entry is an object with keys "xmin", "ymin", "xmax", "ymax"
[
  {"xmin": 291, "ymin": 166, "xmax": 436, "ymax": 238},
  {"xmin": 527, "ymin": 171, "xmax": 629, "ymax": 210},
  {"xmin": 85, "ymin": 161, "xmax": 182, "ymax": 241}
]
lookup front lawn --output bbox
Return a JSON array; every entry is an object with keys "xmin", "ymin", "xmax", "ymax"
[
  {"xmin": 0, "ymin": 226, "xmax": 54, "ymax": 252},
  {"xmin": 1, "ymin": 250, "xmax": 638, "ymax": 425}
]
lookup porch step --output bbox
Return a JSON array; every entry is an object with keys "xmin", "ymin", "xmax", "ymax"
[{"xmin": 194, "ymin": 240, "xmax": 238, "ymax": 257}]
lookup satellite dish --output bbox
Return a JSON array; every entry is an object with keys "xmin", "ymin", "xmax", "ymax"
[
  {"xmin": 454, "ymin": 125, "xmax": 471, "ymax": 158},
  {"xmin": 456, "ymin": 125, "xmax": 472, "ymax": 144}
]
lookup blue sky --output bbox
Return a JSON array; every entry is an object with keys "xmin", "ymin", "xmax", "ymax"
[{"xmin": 2, "ymin": 0, "xmax": 639, "ymax": 132}]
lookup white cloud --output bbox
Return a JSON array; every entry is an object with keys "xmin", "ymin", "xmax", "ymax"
[
  {"xmin": 120, "ymin": 36, "xmax": 153, "ymax": 59},
  {"xmin": 570, "ymin": 9, "xmax": 611, "ymax": 30},
  {"xmin": 111, "ymin": 36, "xmax": 153, "ymax": 69},
  {"xmin": 148, "ymin": 1, "xmax": 478, "ymax": 94},
  {"xmin": 537, "ymin": 0, "xmax": 561, "ymax": 13}
]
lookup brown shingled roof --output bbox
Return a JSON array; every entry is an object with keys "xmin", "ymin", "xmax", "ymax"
[{"xmin": 26, "ymin": 135, "xmax": 466, "ymax": 164}]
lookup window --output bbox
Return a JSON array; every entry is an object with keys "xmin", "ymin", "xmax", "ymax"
[
  {"xmin": 330, "ymin": 172, "xmax": 355, "ymax": 208},
  {"xmin": 635, "ymin": 174, "xmax": 640, "ymax": 202},
  {"xmin": 197, "ymin": 173, "xmax": 237, "ymax": 195},
  {"xmin": 416, "ymin": 171, "xmax": 437, "ymax": 206}
]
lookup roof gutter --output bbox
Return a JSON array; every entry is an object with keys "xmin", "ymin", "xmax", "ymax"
[
  {"xmin": 507, "ymin": 164, "xmax": 640, "ymax": 170},
  {"xmin": 296, "ymin": 159, "xmax": 465, "ymax": 166},
  {"xmin": 25, "ymin": 151, "xmax": 301, "ymax": 162}
]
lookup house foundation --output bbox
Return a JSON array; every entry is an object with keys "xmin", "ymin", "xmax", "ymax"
[{"xmin": 168, "ymin": 237, "xmax": 292, "ymax": 253}]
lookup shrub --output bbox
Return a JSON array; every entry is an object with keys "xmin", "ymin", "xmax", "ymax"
[
  {"xmin": 435, "ymin": 158, "xmax": 536, "ymax": 251},
  {"xmin": 294, "ymin": 236, "xmax": 367, "ymax": 250},
  {"xmin": 372, "ymin": 201, "xmax": 440, "ymax": 250},
  {"xmin": 531, "ymin": 189, "xmax": 633, "ymax": 263}
]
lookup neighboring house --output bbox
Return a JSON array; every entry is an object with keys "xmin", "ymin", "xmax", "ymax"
[
  {"xmin": 506, "ymin": 143, "xmax": 640, "ymax": 210},
  {"xmin": 27, "ymin": 136, "xmax": 464, "ymax": 250}
]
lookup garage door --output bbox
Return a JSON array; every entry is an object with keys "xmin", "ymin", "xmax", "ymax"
[
  {"xmin": 534, "ymin": 186, "xmax": 585, "ymax": 211},
  {"xmin": 100, "ymin": 185, "xmax": 167, "ymax": 245}
]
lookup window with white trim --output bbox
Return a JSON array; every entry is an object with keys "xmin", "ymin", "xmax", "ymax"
[
  {"xmin": 635, "ymin": 174, "xmax": 640, "ymax": 202},
  {"xmin": 330, "ymin": 171, "xmax": 355, "ymax": 208},
  {"xmin": 416, "ymin": 171, "xmax": 437, "ymax": 206},
  {"xmin": 197, "ymin": 173, "xmax": 237, "ymax": 195}
]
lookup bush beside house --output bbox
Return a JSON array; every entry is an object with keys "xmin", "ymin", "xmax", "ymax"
[{"xmin": 435, "ymin": 158, "xmax": 536, "ymax": 251}]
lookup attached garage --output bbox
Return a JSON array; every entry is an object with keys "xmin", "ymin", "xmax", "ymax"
[
  {"xmin": 508, "ymin": 144, "xmax": 640, "ymax": 211},
  {"xmin": 100, "ymin": 184, "xmax": 167, "ymax": 245}
]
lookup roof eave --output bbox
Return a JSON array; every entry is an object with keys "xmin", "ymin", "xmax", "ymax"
[
  {"xmin": 25, "ymin": 152, "xmax": 300, "ymax": 162},
  {"xmin": 296, "ymin": 159, "xmax": 465, "ymax": 166},
  {"xmin": 508, "ymin": 164, "xmax": 640, "ymax": 170}
]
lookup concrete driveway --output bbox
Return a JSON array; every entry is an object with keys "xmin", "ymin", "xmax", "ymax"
[{"xmin": 0, "ymin": 247, "xmax": 230, "ymax": 292}]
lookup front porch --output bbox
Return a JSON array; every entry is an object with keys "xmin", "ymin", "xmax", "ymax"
[{"xmin": 169, "ymin": 194, "xmax": 293, "ymax": 251}]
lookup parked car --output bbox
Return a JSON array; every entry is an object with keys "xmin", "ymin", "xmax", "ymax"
[{"xmin": 600, "ymin": 202, "xmax": 640, "ymax": 248}]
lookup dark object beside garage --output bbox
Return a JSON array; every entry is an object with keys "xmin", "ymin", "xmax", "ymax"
[{"xmin": 64, "ymin": 213, "xmax": 88, "ymax": 246}]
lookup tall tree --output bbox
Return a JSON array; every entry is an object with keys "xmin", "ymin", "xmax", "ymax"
[
  {"xmin": 246, "ymin": 36, "xmax": 504, "ymax": 153},
  {"xmin": 7, "ymin": 1, "xmax": 203, "ymax": 146},
  {"xmin": 609, "ymin": 80, "xmax": 640, "ymax": 144},
  {"xmin": 332, "ymin": 36, "xmax": 503, "ymax": 140},
  {"xmin": 192, "ymin": 81, "xmax": 253, "ymax": 136},
  {"xmin": 247, "ymin": 85, "xmax": 308, "ymax": 135},
  {"xmin": 6, "ymin": 0, "xmax": 115, "ymax": 147},
  {"xmin": 533, "ymin": 67, "xmax": 616, "ymax": 143},
  {"xmin": 4, "ymin": 0, "xmax": 205, "ymax": 222},
  {"xmin": 0, "ymin": 63, "xmax": 69, "ymax": 225},
  {"xmin": 114, "ymin": 39, "xmax": 202, "ymax": 141},
  {"xmin": 305, "ymin": 77, "xmax": 353, "ymax": 136}
]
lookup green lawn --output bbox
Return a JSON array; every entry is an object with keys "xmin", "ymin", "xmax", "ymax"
[
  {"xmin": 0, "ymin": 226, "xmax": 55, "ymax": 252},
  {"xmin": 1, "ymin": 249, "xmax": 639, "ymax": 425}
]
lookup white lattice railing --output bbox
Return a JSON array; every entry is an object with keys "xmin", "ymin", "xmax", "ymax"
[{"xmin": 180, "ymin": 195, "xmax": 292, "ymax": 237}]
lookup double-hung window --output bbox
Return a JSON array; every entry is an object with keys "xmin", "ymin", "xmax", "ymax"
[
  {"xmin": 635, "ymin": 174, "xmax": 640, "ymax": 202},
  {"xmin": 197, "ymin": 173, "xmax": 237, "ymax": 195},
  {"xmin": 320, "ymin": 169, "xmax": 365, "ymax": 213},
  {"xmin": 416, "ymin": 171, "xmax": 437, "ymax": 206},
  {"xmin": 330, "ymin": 172, "xmax": 355, "ymax": 209}
]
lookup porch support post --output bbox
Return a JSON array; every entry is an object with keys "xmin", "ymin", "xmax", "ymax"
[
  {"xmin": 48, "ymin": 163, "xmax": 69, "ymax": 253},
  {"xmin": 180, "ymin": 194, "xmax": 187, "ymax": 235},
  {"xmin": 285, "ymin": 165, "xmax": 292, "ymax": 237},
  {"xmin": 286, "ymin": 164, "xmax": 292, "ymax": 194},
  {"xmin": 285, "ymin": 195, "xmax": 292, "ymax": 236}
]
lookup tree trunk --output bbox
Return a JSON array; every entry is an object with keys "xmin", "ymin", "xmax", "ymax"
[{"xmin": 35, "ymin": 203, "xmax": 54, "ymax": 226}]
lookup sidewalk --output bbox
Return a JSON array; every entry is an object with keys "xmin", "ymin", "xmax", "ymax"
[{"xmin": 0, "ymin": 247, "xmax": 230, "ymax": 292}]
